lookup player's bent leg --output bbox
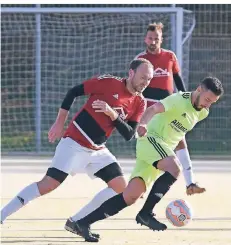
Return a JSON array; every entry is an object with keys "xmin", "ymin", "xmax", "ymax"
[
  {"xmin": 0, "ymin": 167, "xmax": 67, "ymax": 223},
  {"xmin": 69, "ymin": 162, "xmax": 126, "ymax": 223},
  {"xmin": 134, "ymin": 137, "xmax": 182, "ymax": 231},
  {"xmin": 66, "ymin": 194, "xmax": 128, "ymax": 242},
  {"xmin": 66, "ymin": 162, "xmax": 146, "ymax": 241},
  {"xmin": 1, "ymin": 138, "xmax": 82, "ymax": 224},
  {"xmin": 122, "ymin": 177, "xmax": 146, "ymax": 205},
  {"xmin": 94, "ymin": 161, "xmax": 127, "ymax": 193},
  {"xmin": 66, "ymin": 162, "xmax": 126, "ymax": 240},
  {"xmin": 38, "ymin": 167, "xmax": 68, "ymax": 195},
  {"xmin": 137, "ymin": 156, "xmax": 181, "ymax": 231},
  {"xmin": 107, "ymin": 175, "xmax": 127, "ymax": 193},
  {"xmin": 66, "ymin": 159, "xmax": 155, "ymax": 240},
  {"xmin": 0, "ymin": 182, "xmax": 41, "ymax": 223},
  {"xmin": 65, "ymin": 185, "xmax": 130, "ymax": 243},
  {"xmin": 69, "ymin": 178, "xmax": 141, "ymax": 237},
  {"xmin": 156, "ymin": 156, "xmax": 182, "ymax": 179}
]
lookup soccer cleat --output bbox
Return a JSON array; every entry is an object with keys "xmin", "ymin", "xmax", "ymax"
[
  {"xmin": 65, "ymin": 218, "xmax": 99, "ymax": 242},
  {"xmin": 65, "ymin": 218, "xmax": 100, "ymax": 238},
  {"xmin": 136, "ymin": 212, "xmax": 167, "ymax": 231},
  {"xmin": 186, "ymin": 183, "xmax": 206, "ymax": 195}
]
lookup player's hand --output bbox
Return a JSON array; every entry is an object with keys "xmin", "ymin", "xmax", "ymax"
[
  {"xmin": 137, "ymin": 124, "xmax": 147, "ymax": 137},
  {"xmin": 48, "ymin": 121, "xmax": 64, "ymax": 143},
  {"xmin": 186, "ymin": 183, "xmax": 206, "ymax": 195},
  {"xmin": 92, "ymin": 100, "xmax": 118, "ymax": 120}
]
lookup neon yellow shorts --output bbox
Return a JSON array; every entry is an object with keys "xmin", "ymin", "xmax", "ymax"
[{"xmin": 129, "ymin": 136, "xmax": 175, "ymax": 188}]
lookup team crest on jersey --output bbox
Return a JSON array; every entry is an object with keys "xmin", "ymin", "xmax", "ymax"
[
  {"xmin": 113, "ymin": 107, "xmax": 128, "ymax": 120},
  {"xmin": 153, "ymin": 67, "xmax": 170, "ymax": 77}
]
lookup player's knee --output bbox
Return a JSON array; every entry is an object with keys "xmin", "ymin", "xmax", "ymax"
[
  {"xmin": 165, "ymin": 160, "xmax": 182, "ymax": 179},
  {"xmin": 169, "ymin": 163, "xmax": 181, "ymax": 178},
  {"xmin": 37, "ymin": 176, "xmax": 61, "ymax": 195},
  {"xmin": 107, "ymin": 176, "xmax": 127, "ymax": 194},
  {"xmin": 37, "ymin": 167, "xmax": 68, "ymax": 195}
]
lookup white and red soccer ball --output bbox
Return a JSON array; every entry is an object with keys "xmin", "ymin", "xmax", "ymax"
[{"xmin": 166, "ymin": 199, "xmax": 193, "ymax": 227}]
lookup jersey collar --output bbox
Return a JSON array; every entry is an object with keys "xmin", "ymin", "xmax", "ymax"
[{"xmin": 146, "ymin": 48, "xmax": 162, "ymax": 56}]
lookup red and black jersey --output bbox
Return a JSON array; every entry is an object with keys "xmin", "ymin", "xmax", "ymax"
[
  {"xmin": 63, "ymin": 75, "xmax": 146, "ymax": 150},
  {"xmin": 135, "ymin": 48, "xmax": 180, "ymax": 101}
]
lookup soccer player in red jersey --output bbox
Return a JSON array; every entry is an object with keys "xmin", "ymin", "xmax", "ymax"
[
  {"xmin": 1, "ymin": 59, "xmax": 153, "ymax": 242},
  {"xmin": 135, "ymin": 23, "xmax": 205, "ymax": 196}
]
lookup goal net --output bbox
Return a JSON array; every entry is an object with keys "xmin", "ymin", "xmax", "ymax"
[{"xmin": 1, "ymin": 10, "xmax": 195, "ymax": 156}]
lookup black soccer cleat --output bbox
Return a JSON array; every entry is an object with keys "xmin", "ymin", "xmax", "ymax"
[
  {"xmin": 65, "ymin": 218, "xmax": 100, "ymax": 238},
  {"xmin": 136, "ymin": 212, "xmax": 167, "ymax": 231},
  {"xmin": 65, "ymin": 218, "xmax": 99, "ymax": 242}
]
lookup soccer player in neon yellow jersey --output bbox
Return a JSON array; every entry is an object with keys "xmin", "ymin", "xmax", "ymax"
[{"xmin": 64, "ymin": 77, "xmax": 224, "ymax": 240}]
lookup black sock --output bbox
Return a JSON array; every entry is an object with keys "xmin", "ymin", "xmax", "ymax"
[
  {"xmin": 78, "ymin": 193, "xmax": 127, "ymax": 225},
  {"xmin": 140, "ymin": 171, "xmax": 177, "ymax": 214}
]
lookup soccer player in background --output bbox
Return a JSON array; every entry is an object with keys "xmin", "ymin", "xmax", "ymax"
[
  {"xmin": 1, "ymin": 58, "xmax": 153, "ymax": 242},
  {"xmin": 69, "ymin": 77, "xmax": 223, "ymax": 241},
  {"xmin": 135, "ymin": 22, "xmax": 205, "ymax": 195}
]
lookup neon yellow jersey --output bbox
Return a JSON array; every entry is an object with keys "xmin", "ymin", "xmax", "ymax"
[{"xmin": 147, "ymin": 92, "xmax": 209, "ymax": 149}]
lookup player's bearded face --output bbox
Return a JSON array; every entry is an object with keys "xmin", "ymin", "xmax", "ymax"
[
  {"xmin": 195, "ymin": 89, "xmax": 220, "ymax": 110},
  {"xmin": 145, "ymin": 31, "xmax": 162, "ymax": 52}
]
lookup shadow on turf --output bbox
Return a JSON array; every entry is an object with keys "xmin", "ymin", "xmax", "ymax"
[
  {"xmin": 94, "ymin": 228, "xmax": 231, "ymax": 231},
  {"xmin": 1, "ymin": 237, "xmax": 83, "ymax": 243},
  {"xmin": 1, "ymin": 241, "xmax": 79, "ymax": 244}
]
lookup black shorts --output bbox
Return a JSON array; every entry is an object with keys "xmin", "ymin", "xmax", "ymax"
[{"xmin": 94, "ymin": 162, "xmax": 124, "ymax": 183}]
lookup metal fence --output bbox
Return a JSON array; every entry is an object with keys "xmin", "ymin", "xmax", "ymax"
[{"xmin": 1, "ymin": 4, "xmax": 230, "ymax": 156}]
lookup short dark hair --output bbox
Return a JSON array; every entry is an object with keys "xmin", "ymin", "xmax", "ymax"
[
  {"xmin": 201, "ymin": 77, "xmax": 224, "ymax": 96},
  {"xmin": 129, "ymin": 58, "xmax": 153, "ymax": 71},
  {"xmin": 146, "ymin": 22, "xmax": 164, "ymax": 33}
]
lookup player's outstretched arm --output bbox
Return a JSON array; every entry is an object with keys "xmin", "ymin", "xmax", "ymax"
[
  {"xmin": 140, "ymin": 102, "xmax": 165, "ymax": 126},
  {"xmin": 48, "ymin": 84, "xmax": 85, "ymax": 143},
  {"xmin": 137, "ymin": 102, "xmax": 165, "ymax": 137}
]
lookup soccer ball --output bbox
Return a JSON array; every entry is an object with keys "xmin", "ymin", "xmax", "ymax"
[{"xmin": 166, "ymin": 199, "xmax": 193, "ymax": 227}]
